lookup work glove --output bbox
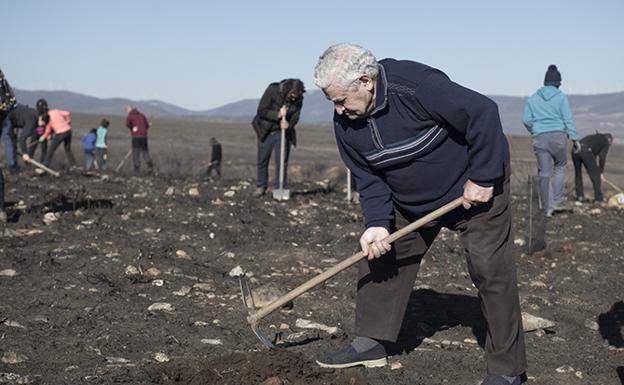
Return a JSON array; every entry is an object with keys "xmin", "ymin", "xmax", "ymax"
[
  {"xmin": 572, "ymin": 140, "xmax": 582, "ymax": 154},
  {"xmin": 38, "ymin": 136, "xmax": 45, "ymax": 143}
]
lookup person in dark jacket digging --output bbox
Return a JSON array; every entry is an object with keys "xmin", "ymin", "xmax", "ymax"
[
  {"xmin": 313, "ymin": 43, "xmax": 526, "ymax": 385},
  {"xmin": 125, "ymin": 105, "xmax": 154, "ymax": 175},
  {"xmin": 571, "ymin": 132, "xmax": 613, "ymax": 202},
  {"xmin": 203, "ymin": 137, "xmax": 222, "ymax": 178},
  {"xmin": 10, "ymin": 104, "xmax": 47, "ymax": 164},
  {"xmin": 251, "ymin": 79, "xmax": 304, "ymax": 196}
]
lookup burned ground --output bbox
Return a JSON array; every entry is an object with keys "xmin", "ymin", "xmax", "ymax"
[{"xmin": 0, "ymin": 117, "xmax": 623, "ymax": 385}]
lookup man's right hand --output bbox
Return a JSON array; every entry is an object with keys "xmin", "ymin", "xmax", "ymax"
[
  {"xmin": 38, "ymin": 136, "xmax": 45, "ymax": 143},
  {"xmin": 278, "ymin": 105, "xmax": 287, "ymax": 119},
  {"xmin": 22, "ymin": 153, "xmax": 30, "ymax": 161},
  {"xmin": 132, "ymin": 126, "xmax": 138, "ymax": 133},
  {"xmin": 360, "ymin": 227, "xmax": 391, "ymax": 260}
]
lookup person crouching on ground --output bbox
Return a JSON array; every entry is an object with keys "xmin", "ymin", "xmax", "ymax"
[
  {"xmin": 313, "ymin": 43, "xmax": 526, "ymax": 385},
  {"xmin": 82, "ymin": 128, "xmax": 97, "ymax": 172},
  {"xmin": 37, "ymin": 98, "xmax": 77, "ymax": 169},
  {"xmin": 95, "ymin": 119, "xmax": 109, "ymax": 171},
  {"xmin": 571, "ymin": 132, "xmax": 613, "ymax": 202},
  {"xmin": 203, "ymin": 137, "xmax": 222, "ymax": 178},
  {"xmin": 124, "ymin": 105, "xmax": 154, "ymax": 175}
]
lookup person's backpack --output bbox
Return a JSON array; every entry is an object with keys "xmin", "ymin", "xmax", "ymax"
[{"xmin": 251, "ymin": 115, "xmax": 272, "ymax": 142}]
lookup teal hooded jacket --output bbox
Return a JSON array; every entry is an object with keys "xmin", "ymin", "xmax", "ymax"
[{"xmin": 522, "ymin": 86, "xmax": 578, "ymax": 140}]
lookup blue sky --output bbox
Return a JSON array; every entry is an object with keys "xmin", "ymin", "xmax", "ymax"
[{"xmin": 2, "ymin": 0, "xmax": 623, "ymax": 110}]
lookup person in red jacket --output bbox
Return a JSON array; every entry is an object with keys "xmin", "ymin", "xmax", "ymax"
[
  {"xmin": 124, "ymin": 105, "xmax": 154, "ymax": 175},
  {"xmin": 36, "ymin": 98, "xmax": 77, "ymax": 169}
]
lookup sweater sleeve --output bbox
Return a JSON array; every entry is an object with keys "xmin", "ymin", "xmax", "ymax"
[
  {"xmin": 598, "ymin": 145, "xmax": 609, "ymax": 174},
  {"xmin": 560, "ymin": 95, "xmax": 578, "ymax": 140},
  {"xmin": 257, "ymin": 85, "xmax": 280, "ymax": 122},
  {"xmin": 334, "ymin": 121, "xmax": 394, "ymax": 230},
  {"xmin": 416, "ymin": 71, "xmax": 507, "ymax": 186},
  {"xmin": 522, "ymin": 101, "xmax": 534, "ymax": 133}
]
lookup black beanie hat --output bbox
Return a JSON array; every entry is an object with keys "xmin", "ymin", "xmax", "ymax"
[{"xmin": 544, "ymin": 64, "xmax": 562, "ymax": 87}]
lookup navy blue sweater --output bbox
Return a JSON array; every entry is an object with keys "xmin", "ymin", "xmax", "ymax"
[{"xmin": 334, "ymin": 59, "xmax": 509, "ymax": 230}]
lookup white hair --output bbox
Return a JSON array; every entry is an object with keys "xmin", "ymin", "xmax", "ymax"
[{"xmin": 313, "ymin": 43, "xmax": 378, "ymax": 90}]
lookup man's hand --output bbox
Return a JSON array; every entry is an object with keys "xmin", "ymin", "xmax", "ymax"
[
  {"xmin": 38, "ymin": 136, "xmax": 45, "ymax": 143},
  {"xmin": 360, "ymin": 227, "xmax": 391, "ymax": 260},
  {"xmin": 462, "ymin": 180, "xmax": 493, "ymax": 209},
  {"xmin": 572, "ymin": 140, "xmax": 582, "ymax": 154},
  {"xmin": 280, "ymin": 117, "xmax": 289, "ymax": 130},
  {"xmin": 22, "ymin": 153, "xmax": 30, "ymax": 161},
  {"xmin": 278, "ymin": 105, "xmax": 287, "ymax": 119},
  {"xmin": 132, "ymin": 126, "xmax": 138, "ymax": 133}
]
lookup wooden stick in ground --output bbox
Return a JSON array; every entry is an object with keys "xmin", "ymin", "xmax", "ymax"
[
  {"xmin": 247, "ymin": 196, "xmax": 464, "ymax": 325},
  {"xmin": 20, "ymin": 155, "xmax": 60, "ymax": 177},
  {"xmin": 603, "ymin": 177, "xmax": 624, "ymax": 195},
  {"xmin": 115, "ymin": 149, "xmax": 132, "ymax": 173}
]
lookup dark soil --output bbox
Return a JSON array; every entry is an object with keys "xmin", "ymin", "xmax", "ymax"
[{"xmin": 0, "ymin": 118, "xmax": 623, "ymax": 385}]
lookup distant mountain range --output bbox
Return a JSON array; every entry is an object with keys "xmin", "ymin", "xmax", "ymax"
[{"xmin": 14, "ymin": 88, "xmax": 624, "ymax": 138}]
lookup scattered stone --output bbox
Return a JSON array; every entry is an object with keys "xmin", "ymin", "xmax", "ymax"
[
  {"xmin": 225, "ymin": 251, "xmax": 235, "ymax": 259},
  {"xmin": 0, "ymin": 269, "xmax": 17, "ymax": 277},
  {"xmin": 390, "ymin": 362, "xmax": 403, "ymax": 370},
  {"xmin": 173, "ymin": 286, "xmax": 192, "ymax": 296},
  {"xmin": 259, "ymin": 376, "xmax": 282, "ymax": 385},
  {"xmin": 125, "ymin": 265, "xmax": 140, "ymax": 276},
  {"xmin": 147, "ymin": 303, "xmax": 174, "ymax": 312},
  {"xmin": 295, "ymin": 318, "xmax": 339, "ymax": 335},
  {"xmin": 153, "ymin": 352, "xmax": 170, "ymax": 363},
  {"xmin": 145, "ymin": 267, "xmax": 161, "ymax": 277},
  {"xmin": 188, "ymin": 188, "xmax": 200, "ymax": 197},
  {"xmin": 105, "ymin": 356, "xmax": 130, "ymax": 364},
  {"xmin": 607, "ymin": 193, "xmax": 624, "ymax": 208},
  {"xmin": 43, "ymin": 212, "xmax": 58, "ymax": 225},
  {"xmin": 588, "ymin": 208, "xmax": 602, "ymax": 215},
  {"xmin": 260, "ymin": 377, "xmax": 284, "ymax": 385},
  {"xmin": 1, "ymin": 352, "xmax": 28, "ymax": 364},
  {"xmin": 245, "ymin": 284, "xmax": 284, "ymax": 308},
  {"xmin": 151, "ymin": 279, "xmax": 164, "ymax": 287},
  {"xmin": 133, "ymin": 192, "xmax": 148, "ymax": 198},
  {"xmin": 175, "ymin": 250, "xmax": 191, "ymax": 260},
  {"xmin": 201, "ymin": 338, "xmax": 223, "ymax": 345},
  {"xmin": 223, "ymin": 191, "xmax": 235, "ymax": 197},
  {"xmin": 192, "ymin": 283, "xmax": 212, "ymax": 291},
  {"xmin": 555, "ymin": 365, "xmax": 575, "ymax": 373},
  {"xmin": 121, "ymin": 214, "xmax": 130, "ymax": 221},
  {"xmin": 165, "ymin": 187, "xmax": 174, "ymax": 195},
  {"xmin": 193, "ymin": 321, "xmax": 209, "ymax": 327},
  {"xmin": 522, "ymin": 312, "xmax": 555, "ymax": 332},
  {"xmin": 514, "ymin": 238, "xmax": 526, "ymax": 247},
  {"xmin": 2, "ymin": 320, "xmax": 26, "ymax": 329},
  {"xmin": 574, "ymin": 224, "xmax": 582, "ymax": 230},
  {"xmin": 529, "ymin": 280, "xmax": 547, "ymax": 288},
  {"xmin": 584, "ymin": 319, "xmax": 599, "ymax": 331},
  {"xmin": 228, "ymin": 265, "xmax": 245, "ymax": 277}
]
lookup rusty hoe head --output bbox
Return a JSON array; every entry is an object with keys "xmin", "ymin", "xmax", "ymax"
[{"xmin": 239, "ymin": 274, "xmax": 277, "ymax": 349}]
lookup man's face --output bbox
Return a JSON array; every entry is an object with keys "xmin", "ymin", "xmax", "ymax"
[{"xmin": 323, "ymin": 76, "xmax": 375, "ymax": 120}]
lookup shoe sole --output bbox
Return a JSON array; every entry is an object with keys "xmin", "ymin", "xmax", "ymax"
[{"xmin": 316, "ymin": 357, "xmax": 387, "ymax": 369}]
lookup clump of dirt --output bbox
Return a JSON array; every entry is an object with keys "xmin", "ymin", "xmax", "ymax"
[{"xmin": 110, "ymin": 350, "xmax": 368, "ymax": 385}]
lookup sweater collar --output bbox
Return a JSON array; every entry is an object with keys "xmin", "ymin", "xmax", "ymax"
[{"xmin": 370, "ymin": 63, "xmax": 388, "ymax": 116}]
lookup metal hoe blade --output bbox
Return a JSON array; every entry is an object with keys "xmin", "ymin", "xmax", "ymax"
[{"xmin": 239, "ymin": 275, "xmax": 276, "ymax": 349}]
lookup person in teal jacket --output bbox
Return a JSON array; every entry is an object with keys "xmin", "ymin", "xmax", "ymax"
[{"xmin": 523, "ymin": 65, "xmax": 579, "ymax": 216}]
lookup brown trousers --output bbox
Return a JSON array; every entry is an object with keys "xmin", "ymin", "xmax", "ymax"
[{"xmin": 355, "ymin": 171, "xmax": 527, "ymax": 376}]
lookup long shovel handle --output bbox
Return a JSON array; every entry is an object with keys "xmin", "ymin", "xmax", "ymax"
[
  {"xmin": 115, "ymin": 149, "xmax": 132, "ymax": 172},
  {"xmin": 248, "ymin": 196, "xmax": 464, "ymax": 324},
  {"xmin": 603, "ymin": 177, "xmax": 624, "ymax": 195},
  {"xmin": 18, "ymin": 152, "xmax": 60, "ymax": 177}
]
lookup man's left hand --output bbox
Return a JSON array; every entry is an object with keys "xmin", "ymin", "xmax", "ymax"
[
  {"xmin": 462, "ymin": 180, "xmax": 493, "ymax": 209},
  {"xmin": 280, "ymin": 117, "xmax": 289, "ymax": 130}
]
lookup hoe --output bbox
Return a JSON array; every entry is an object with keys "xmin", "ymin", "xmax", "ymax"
[{"xmin": 240, "ymin": 196, "xmax": 464, "ymax": 348}]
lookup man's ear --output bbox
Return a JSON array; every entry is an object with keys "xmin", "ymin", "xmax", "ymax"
[{"xmin": 360, "ymin": 76, "xmax": 374, "ymax": 91}]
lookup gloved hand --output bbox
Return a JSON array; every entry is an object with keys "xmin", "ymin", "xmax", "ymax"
[
  {"xmin": 572, "ymin": 140, "xmax": 582, "ymax": 154},
  {"xmin": 38, "ymin": 136, "xmax": 45, "ymax": 143}
]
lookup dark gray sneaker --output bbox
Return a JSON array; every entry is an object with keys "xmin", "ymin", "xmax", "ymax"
[
  {"xmin": 316, "ymin": 343, "xmax": 387, "ymax": 369},
  {"xmin": 481, "ymin": 375, "xmax": 521, "ymax": 385}
]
